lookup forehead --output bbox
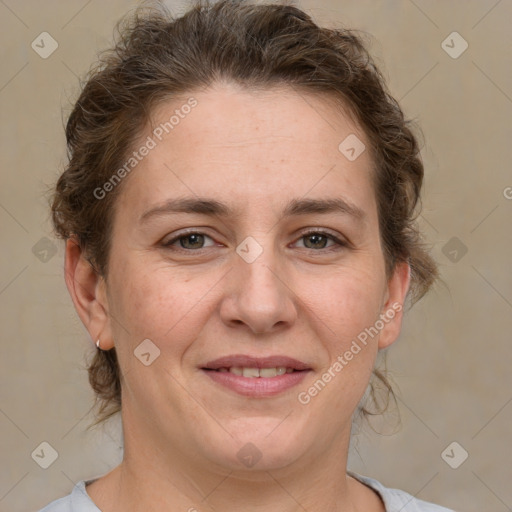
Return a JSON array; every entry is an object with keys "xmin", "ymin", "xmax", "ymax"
[{"xmin": 116, "ymin": 83, "xmax": 376, "ymax": 221}]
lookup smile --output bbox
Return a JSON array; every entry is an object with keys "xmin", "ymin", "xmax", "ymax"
[
  {"xmin": 214, "ymin": 366, "xmax": 296, "ymax": 377},
  {"xmin": 201, "ymin": 368, "xmax": 311, "ymax": 397}
]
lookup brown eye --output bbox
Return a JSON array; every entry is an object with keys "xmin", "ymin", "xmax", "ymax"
[
  {"xmin": 163, "ymin": 232, "xmax": 215, "ymax": 250},
  {"xmin": 180, "ymin": 233, "xmax": 205, "ymax": 249},
  {"xmin": 294, "ymin": 231, "xmax": 345, "ymax": 250},
  {"xmin": 302, "ymin": 233, "xmax": 329, "ymax": 249}
]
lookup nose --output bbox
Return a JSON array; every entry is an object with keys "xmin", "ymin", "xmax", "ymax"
[{"xmin": 219, "ymin": 247, "xmax": 298, "ymax": 335}]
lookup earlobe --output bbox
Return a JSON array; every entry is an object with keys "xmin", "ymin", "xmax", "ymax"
[
  {"xmin": 64, "ymin": 238, "xmax": 114, "ymax": 350},
  {"xmin": 377, "ymin": 262, "xmax": 411, "ymax": 350}
]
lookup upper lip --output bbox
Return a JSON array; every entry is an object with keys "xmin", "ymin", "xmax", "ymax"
[{"xmin": 202, "ymin": 354, "xmax": 312, "ymax": 371}]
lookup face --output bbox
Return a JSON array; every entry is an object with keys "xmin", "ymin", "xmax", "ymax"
[{"xmin": 70, "ymin": 82, "xmax": 409, "ymax": 473}]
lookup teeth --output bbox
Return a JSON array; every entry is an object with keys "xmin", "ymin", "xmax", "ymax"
[
  {"xmin": 242, "ymin": 367, "xmax": 260, "ymax": 378},
  {"xmin": 220, "ymin": 366, "xmax": 295, "ymax": 377},
  {"xmin": 260, "ymin": 368, "xmax": 278, "ymax": 378}
]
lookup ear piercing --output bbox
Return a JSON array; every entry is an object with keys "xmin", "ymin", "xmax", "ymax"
[{"xmin": 96, "ymin": 339, "xmax": 101, "ymax": 350}]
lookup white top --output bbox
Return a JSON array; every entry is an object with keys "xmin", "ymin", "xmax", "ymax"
[{"xmin": 38, "ymin": 472, "xmax": 455, "ymax": 511}]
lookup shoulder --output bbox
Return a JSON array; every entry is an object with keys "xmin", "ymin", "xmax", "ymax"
[
  {"xmin": 349, "ymin": 472, "xmax": 456, "ymax": 512},
  {"xmin": 37, "ymin": 480, "xmax": 100, "ymax": 512}
]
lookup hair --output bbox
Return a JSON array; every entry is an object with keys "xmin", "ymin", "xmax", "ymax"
[{"xmin": 51, "ymin": 0, "xmax": 438, "ymax": 427}]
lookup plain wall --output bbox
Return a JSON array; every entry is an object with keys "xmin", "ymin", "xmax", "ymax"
[{"xmin": 1, "ymin": 1, "xmax": 511, "ymax": 511}]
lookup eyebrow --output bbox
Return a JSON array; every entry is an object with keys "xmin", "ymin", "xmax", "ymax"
[{"xmin": 139, "ymin": 196, "xmax": 365, "ymax": 224}]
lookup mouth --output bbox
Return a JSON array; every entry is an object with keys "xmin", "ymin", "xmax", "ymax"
[
  {"xmin": 202, "ymin": 366, "xmax": 303, "ymax": 377},
  {"xmin": 200, "ymin": 354, "xmax": 312, "ymax": 397}
]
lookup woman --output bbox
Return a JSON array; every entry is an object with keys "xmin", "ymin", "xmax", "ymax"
[{"xmin": 39, "ymin": 1, "xmax": 453, "ymax": 510}]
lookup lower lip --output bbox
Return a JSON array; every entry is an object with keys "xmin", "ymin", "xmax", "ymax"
[{"xmin": 201, "ymin": 369, "xmax": 311, "ymax": 397}]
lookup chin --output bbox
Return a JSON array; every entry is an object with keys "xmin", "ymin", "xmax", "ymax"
[{"xmin": 203, "ymin": 421, "xmax": 310, "ymax": 473}]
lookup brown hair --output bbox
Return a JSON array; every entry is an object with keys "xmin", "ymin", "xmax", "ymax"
[{"xmin": 51, "ymin": 0, "xmax": 438, "ymax": 427}]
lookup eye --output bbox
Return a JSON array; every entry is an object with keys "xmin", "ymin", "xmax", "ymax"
[
  {"xmin": 162, "ymin": 231, "xmax": 216, "ymax": 250},
  {"xmin": 161, "ymin": 229, "xmax": 347, "ymax": 253},
  {"xmin": 293, "ymin": 230, "xmax": 346, "ymax": 250}
]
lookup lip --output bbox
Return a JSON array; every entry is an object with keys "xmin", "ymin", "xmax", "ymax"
[
  {"xmin": 202, "ymin": 354, "xmax": 312, "ymax": 371},
  {"xmin": 200, "ymin": 354, "xmax": 312, "ymax": 398},
  {"xmin": 202, "ymin": 368, "xmax": 311, "ymax": 397}
]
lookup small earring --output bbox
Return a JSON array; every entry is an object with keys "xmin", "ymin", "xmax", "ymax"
[{"xmin": 96, "ymin": 339, "xmax": 101, "ymax": 350}]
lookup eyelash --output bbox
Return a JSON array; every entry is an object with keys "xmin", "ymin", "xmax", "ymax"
[{"xmin": 161, "ymin": 229, "xmax": 348, "ymax": 253}]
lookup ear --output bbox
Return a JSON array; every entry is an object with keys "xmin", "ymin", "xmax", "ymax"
[
  {"xmin": 64, "ymin": 238, "xmax": 114, "ymax": 350},
  {"xmin": 377, "ymin": 261, "xmax": 411, "ymax": 350}
]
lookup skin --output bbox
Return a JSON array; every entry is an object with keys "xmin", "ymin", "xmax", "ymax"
[{"xmin": 65, "ymin": 81, "xmax": 410, "ymax": 512}]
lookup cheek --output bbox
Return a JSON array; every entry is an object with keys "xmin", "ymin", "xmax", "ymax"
[
  {"xmin": 108, "ymin": 258, "xmax": 218, "ymax": 357},
  {"xmin": 304, "ymin": 265, "xmax": 385, "ymax": 344},
  {"xmin": 299, "ymin": 267, "xmax": 385, "ymax": 400}
]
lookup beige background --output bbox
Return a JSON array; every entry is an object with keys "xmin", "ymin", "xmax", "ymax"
[{"xmin": 1, "ymin": 1, "xmax": 511, "ymax": 511}]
